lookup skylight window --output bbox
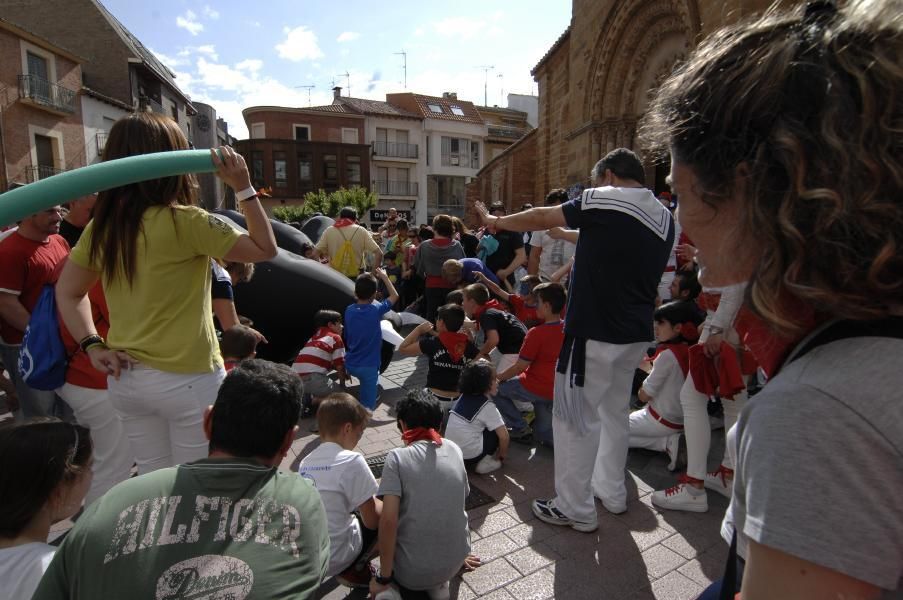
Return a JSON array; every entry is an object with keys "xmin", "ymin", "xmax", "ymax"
[
  {"xmin": 450, "ymin": 106, "xmax": 465, "ymax": 116},
  {"xmin": 428, "ymin": 103, "xmax": 443, "ymax": 113}
]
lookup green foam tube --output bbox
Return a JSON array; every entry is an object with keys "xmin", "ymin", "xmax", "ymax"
[{"xmin": 0, "ymin": 150, "xmax": 219, "ymax": 227}]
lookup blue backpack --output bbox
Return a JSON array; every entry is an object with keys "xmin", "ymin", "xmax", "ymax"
[{"xmin": 18, "ymin": 284, "xmax": 68, "ymax": 391}]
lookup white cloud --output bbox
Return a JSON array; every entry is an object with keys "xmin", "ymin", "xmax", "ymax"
[
  {"xmin": 195, "ymin": 44, "xmax": 218, "ymax": 60},
  {"xmin": 275, "ymin": 26, "xmax": 324, "ymax": 61},
  {"xmin": 149, "ymin": 47, "xmax": 188, "ymax": 68},
  {"xmin": 336, "ymin": 31, "xmax": 359, "ymax": 43},
  {"xmin": 176, "ymin": 10, "xmax": 204, "ymax": 36},
  {"xmin": 203, "ymin": 5, "xmax": 220, "ymax": 19},
  {"xmin": 235, "ymin": 59, "xmax": 263, "ymax": 72}
]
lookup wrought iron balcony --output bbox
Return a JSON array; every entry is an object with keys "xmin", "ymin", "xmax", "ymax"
[
  {"xmin": 26, "ymin": 165, "xmax": 64, "ymax": 182},
  {"xmin": 372, "ymin": 141, "xmax": 418, "ymax": 159},
  {"xmin": 375, "ymin": 180, "xmax": 418, "ymax": 196},
  {"xmin": 18, "ymin": 74, "xmax": 77, "ymax": 114}
]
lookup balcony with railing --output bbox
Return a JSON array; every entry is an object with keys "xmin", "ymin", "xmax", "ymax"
[
  {"xmin": 26, "ymin": 165, "xmax": 64, "ymax": 182},
  {"xmin": 376, "ymin": 180, "xmax": 418, "ymax": 197},
  {"xmin": 96, "ymin": 131, "xmax": 108, "ymax": 155},
  {"xmin": 18, "ymin": 74, "xmax": 77, "ymax": 114},
  {"xmin": 372, "ymin": 141, "xmax": 418, "ymax": 160}
]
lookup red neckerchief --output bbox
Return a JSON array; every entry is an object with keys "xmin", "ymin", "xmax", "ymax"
[
  {"xmin": 438, "ymin": 331, "xmax": 469, "ymax": 362},
  {"xmin": 313, "ymin": 326, "xmax": 334, "ymax": 339},
  {"xmin": 431, "ymin": 237, "xmax": 452, "ymax": 247},
  {"xmin": 471, "ymin": 299, "xmax": 502, "ymax": 323},
  {"xmin": 734, "ymin": 301, "xmax": 819, "ymax": 379},
  {"xmin": 652, "ymin": 342, "xmax": 690, "ymax": 377},
  {"xmin": 333, "ymin": 218, "xmax": 355, "ymax": 228},
  {"xmin": 688, "ymin": 343, "xmax": 746, "ymax": 399},
  {"xmin": 224, "ymin": 359, "xmax": 240, "ymax": 372},
  {"xmin": 402, "ymin": 427, "xmax": 443, "ymax": 446}
]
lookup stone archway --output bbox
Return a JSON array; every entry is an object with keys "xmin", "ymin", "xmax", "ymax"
[{"xmin": 582, "ymin": 0, "xmax": 699, "ymax": 160}]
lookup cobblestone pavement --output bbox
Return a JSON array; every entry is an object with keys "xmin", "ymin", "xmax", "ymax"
[{"xmin": 286, "ymin": 351, "xmax": 730, "ymax": 600}]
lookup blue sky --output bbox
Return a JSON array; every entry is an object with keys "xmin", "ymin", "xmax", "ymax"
[{"xmin": 99, "ymin": 0, "xmax": 572, "ymax": 139}]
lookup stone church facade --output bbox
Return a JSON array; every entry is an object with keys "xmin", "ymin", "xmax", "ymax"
[{"xmin": 467, "ymin": 0, "xmax": 789, "ymax": 216}]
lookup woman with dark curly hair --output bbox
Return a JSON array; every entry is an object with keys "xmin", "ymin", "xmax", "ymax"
[{"xmin": 639, "ymin": 0, "xmax": 903, "ymax": 597}]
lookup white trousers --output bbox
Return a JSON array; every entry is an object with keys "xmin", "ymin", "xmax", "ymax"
[
  {"xmin": 681, "ymin": 371, "xmax": 748, "ymax": 479},
  {"xmin": 628, "ymin": 407, "xmax": 681, "ymax": 453},
  {"xmin": 658, "ymin": 271, "xmax": 676, "ymax": 302},
  {"xmin": 56, "ymin": 383, "xmax": 134, "ymax": 505},
  {"xmin": 553, "ymin": 339, "xmax": 647, "ymax": 522},
  {"xmin": 107, "ymin": 365, "xmax": 225, "ymax": 475}
]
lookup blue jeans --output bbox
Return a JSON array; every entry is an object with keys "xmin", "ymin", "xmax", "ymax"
[
  {"xmin": 493, "ymin": 378, "xmax": 553, "ymax": 445},
  {"xmin": 0, "ymin": 342, "xmax": 68, "ymax": 419},
  {"xmin": 347, "ymin": 365, "xmax": 379, "ymax": 410}
]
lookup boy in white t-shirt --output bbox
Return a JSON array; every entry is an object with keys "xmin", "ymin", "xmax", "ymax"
[
  {"xmin": 445, "ymin": 360, "xmax": 510, "ymax": 475},
  {"xmin": 298, "ymin": 393, "xmax": 381, "ymax": 588},
  {"xmin": 629, "ymin": 301, "xmax": 702, "ymax": 470}
]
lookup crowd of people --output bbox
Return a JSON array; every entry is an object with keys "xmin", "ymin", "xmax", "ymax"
[{"xmin": 0, "ymin": 1, "xmax": 901, "ymax": 598}]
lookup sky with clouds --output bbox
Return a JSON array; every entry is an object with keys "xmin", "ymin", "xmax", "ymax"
[{"xmin": 100, "ymin": 0, "xmax": 571, "ymax": 139}]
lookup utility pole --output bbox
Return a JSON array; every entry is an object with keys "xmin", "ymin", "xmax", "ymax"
[
  {"xmin": 295, "ymin": 84, "xmax": 315, "ymax": 106},
  {"xmin": 477, "ymin": 65, "xmax": 495, "ymax": 107},
  {"xmin": 394, "ymin": 50, "xmax": 407, "ymax": 88}
]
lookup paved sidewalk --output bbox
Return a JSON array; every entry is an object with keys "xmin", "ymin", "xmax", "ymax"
[{"xmin": 286, "ymin": 352, "xmax": 730, "ymax": 600}]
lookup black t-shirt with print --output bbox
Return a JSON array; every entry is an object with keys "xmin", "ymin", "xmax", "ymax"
[
  {"xmin": 485, "ymin": 230, "xmax": 523, "ymax": 274},
  {"xmin": 419, "ymin": 336, "xmax": 479, "ymax": 391},
  {"xmin": 478, "ymin": 308, "xmax": 527, "ymax": 354}
]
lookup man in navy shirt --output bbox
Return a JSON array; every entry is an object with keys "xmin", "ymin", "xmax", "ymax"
[{"xmin": 474, "ymin": 148, "xmax": 673, "ymax": 532}]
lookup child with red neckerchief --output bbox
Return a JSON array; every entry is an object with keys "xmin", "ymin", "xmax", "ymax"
[{"xmin": 629, "ymin": 301, "xmax": 704, "ymax": 470}]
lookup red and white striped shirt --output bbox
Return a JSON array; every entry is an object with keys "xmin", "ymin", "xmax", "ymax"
[{"xmin": 292, "ymin": 328, "xmax": 346, "ymax": 375}]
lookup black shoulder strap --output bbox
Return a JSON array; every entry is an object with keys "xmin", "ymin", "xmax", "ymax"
[
  {"xmin": 789, "ymin": 316, "xmax": 903, "ymax": 364},
  {"xmin": 719, "ymin": 315, "xmax": 903, "ymax": 599}
]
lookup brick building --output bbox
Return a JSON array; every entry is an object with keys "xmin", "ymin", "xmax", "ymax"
[
  {"xmin": 234, "ymin": 105, "xmax": 371, "ymax": 212},
  {"xmin": 2, "ymin": 0, "xmax": 196, "ymax": 137},
  {"xmin": 467, "ymin": 0, "xmax": 788, "ymax": 214},
  {"xmin": 0, "ymin": 18, "xmax": 85, "ymax": 190}
]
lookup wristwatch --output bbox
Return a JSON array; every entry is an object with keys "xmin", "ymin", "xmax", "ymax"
[{"xmin": 375, "ymin": 573, "xmax": 394, "ymax": 585}]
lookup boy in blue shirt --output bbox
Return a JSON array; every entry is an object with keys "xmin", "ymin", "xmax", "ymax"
[{"xmin": 345, "ymin": 269, "xmax": 399, "ymax": 410}]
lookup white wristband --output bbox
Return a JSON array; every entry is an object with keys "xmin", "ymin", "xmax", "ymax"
[{"xmin": 235, "ymin": 187, "xmax": 257, "ymax": 202}]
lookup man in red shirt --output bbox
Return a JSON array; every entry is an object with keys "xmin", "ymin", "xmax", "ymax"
[
  {"xmin": 0, "ymin": 205, "xmax": 70, "ymax": 418},
  {"xmin": 492, "ymin": 283, "xmax": 567, "ymax": 448}
]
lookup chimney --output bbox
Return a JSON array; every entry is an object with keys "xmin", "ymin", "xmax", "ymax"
[
  {"xmin": 442, "ymin": 92, "xmax": 457, "ymax": 100},
  {"xmin": 333, "ymin": 86, "xmax": 342, "ymax": 99}
]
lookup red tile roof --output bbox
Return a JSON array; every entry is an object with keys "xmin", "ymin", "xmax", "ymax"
[
  {"xmin": 335, "ymin": 97, "xmax": 422, "ymax": 119},
  {"xmin": 387, "ymin": 93, "xmax": 485, "ymax": 124}
]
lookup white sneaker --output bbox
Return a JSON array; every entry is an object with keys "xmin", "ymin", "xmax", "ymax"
[
  {"xmin": 664, "ymin": 433, "xmax": 684, "ymax": 472},
  {"xmin": 651, "ymin": 478, "xmax": 709, "ymax": 513},
  {"xmin": 704, "ymin": 465, "xmax": 734, "ymax": 498},
  {"xmin": 474, "ymin": 455, "xmax": 502, "ymax": 474}
]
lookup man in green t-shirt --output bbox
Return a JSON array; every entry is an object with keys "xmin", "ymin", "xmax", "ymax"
[{"xmin": 34, "ymin": 360, "xmax": 330, "ymax": 600}]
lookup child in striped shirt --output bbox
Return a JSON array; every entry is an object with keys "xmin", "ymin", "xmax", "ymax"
[{"xmin": 293, "ymin": 310, "xmax": 348, "ymax": 422}]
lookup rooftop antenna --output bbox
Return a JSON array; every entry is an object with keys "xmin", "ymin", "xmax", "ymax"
[
  {"xmin": 336, "ymin": 71, "xmax": 350, "ymax": 96},
  {"xmin": 497, "ymin": 73, "xmax": 504, "ymax": 106},
  {"xmin": 477, "ymin": 65, "xmax": 495, "ymax": 106},
  {"xmin": 394, "ymin": 50, "xmax": 407, "ymax": 88},
  {"xmin": 295, "ymin": 84, "xmax": 315, "ymax": 106}
]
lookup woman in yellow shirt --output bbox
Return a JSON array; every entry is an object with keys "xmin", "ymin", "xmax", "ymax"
[{"xmin": 56, "ymin": 112, "xmax": 277, "ymax": 474}]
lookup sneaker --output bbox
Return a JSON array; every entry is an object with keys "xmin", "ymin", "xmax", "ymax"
[
  {"xmin": 704, "ymin": 465, "xmax": 734, "ymax": 498},
  {"xmin": 651, "ymin": 475, "xmax": 709, "ymax": 513},
  {"xmin": 664, "ymin": 433, "xmax": 686, "ymax": 472},
  {"xmin": 335, "ymin": 561, "xmax": 375, "ymax": 588},
  {"xmin": 474, "ymin": 455, "xmax": 502, "ymax": 474},
  {"xmin": 532, "ymin": 498, "xmax": 598, "ymax": 533},
  {"xmin": 509, "ymin": 426, "xmax": 533, "ymax": 445},
  {"xmin": 599, "ymin": 498, "xmax": 627, "ymax": 515}
]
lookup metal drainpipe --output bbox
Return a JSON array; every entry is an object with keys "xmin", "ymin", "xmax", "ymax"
[{"xmin": 0, "ymin": 84, "xmax": 9, "ymax": 190}]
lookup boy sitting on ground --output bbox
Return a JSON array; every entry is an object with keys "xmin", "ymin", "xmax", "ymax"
[
  {"xmin": 293, "ymin": 310, "xmax": 348, "ymax": 423},
  {"xmin": 461, "ymin": 283, "xmax": 527, "ymax": 373},
  {"xmin": 344, "ymin": 269, "xmax": 399, "ymax": 411},
  {"xmin": 630, "ymin": 301, "xmax": 701, "ymax": 471},
  {"xmin": 370, "ymin": 392, "xmax": 479, "ymax": 599},
  {"xmin": 445, "ymin": 360, "xmax": 510, "ymax": 475},
  {"xmin": 220, "ymin": 324, "xmax": 259, "ymax": 371},
  {"xmin": 474, "ymin": 271, "xmax": 544, "ymax": 328},
  {"xmin": 298, "ymin": 393, "xmax": 381, "ymax": 588},
  {"xmin": 397, "ymin": 303, "xmax": 478, "ymax": 416},
  {"xmin": 441, "ymin": 257, "xmax": 500, "ymax": 288},
  {"xmin": 492, "ymin": 283, "xmax": 567, "ymax": 448}
]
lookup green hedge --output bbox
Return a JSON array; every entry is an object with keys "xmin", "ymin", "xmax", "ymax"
[{"xmin": 272, "ymin": 186, "xmax": 378, "ymax": 223}]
